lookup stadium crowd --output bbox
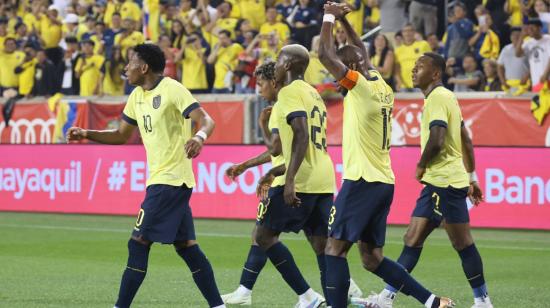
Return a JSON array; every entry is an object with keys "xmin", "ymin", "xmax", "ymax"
[{"xmin": 0, "ymin": 0, "xmax": 550, "ymax": 98}]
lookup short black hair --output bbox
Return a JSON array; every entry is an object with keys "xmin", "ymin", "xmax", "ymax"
[
  {"xmin": 219, "ymin": 29, "xmax": 231, "ymax": 38},
  {"xmin": 112, "ymin": 12, "xmax": 121, "ymax": 17},
  {"xmin": 133, "ymin": 43, "xmax": 166, "ymax": 73},
  {"xmin": 422, "ymin": 52, "xmax": 446, "ymax": 75},
  {"xmin": 254, "ymin": 60, "xmax": 276, "ymax": 80},
  {"xmin": 81, "ymin": 39, "xmax": 95, "ymax": 46},
  {"xmin": 65, "ymin": 36, "xmax": 78, "ymax": 44}
]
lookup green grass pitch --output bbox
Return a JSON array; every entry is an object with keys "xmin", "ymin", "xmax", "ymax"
[{"xmin": 0, "ymin": 212, "xmax": 549, "ymax": 307}]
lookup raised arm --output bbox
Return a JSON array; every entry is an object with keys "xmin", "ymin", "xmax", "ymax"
[
  {"xmin": 67, "ymin": 119, "xmax": 136, "ymax": 145},
  {"xmin": 318, "ymin": 4, "xmax": 348, "ymax": 80},
  {"xmin": 336, "ymin": 3, "xmax": 369, "ymax": 65}
]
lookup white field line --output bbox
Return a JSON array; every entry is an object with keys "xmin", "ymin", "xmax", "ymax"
[{"xmin": 0, "ymin": 223, "xmax": 549, "ymax": 252}]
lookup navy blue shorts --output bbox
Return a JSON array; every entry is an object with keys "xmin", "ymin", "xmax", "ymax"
[
  {"xmin": 328, "ymin": 179, "xmax": 394, "ymax": 247},
  {"xmin": 412, "ymin": 184, "xmax": 470, "ymax": 225},
  {"xmin": 131, "ymin": 184, "xmax": 196, "ymax": 244},
  {"xmin": 256, "ymin": 186, "xmax": 333, "ymax": 236}
]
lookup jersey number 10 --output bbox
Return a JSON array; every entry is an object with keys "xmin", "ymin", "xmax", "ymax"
[{"xmin": 143, "ymin": 115, "xmax": 153, "ymax": 133}]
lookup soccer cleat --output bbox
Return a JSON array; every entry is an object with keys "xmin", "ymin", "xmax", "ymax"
[
  {"xmin": 471, "ymin": 295, "xmax": 493, "ymax": 308},
  {"xmin": 349, "ymin": 295, "xmax": 381, "ymax": 308},
  {"xmin": 294, "ymin": 291, "xmax": 325, "ymax": 308},
  {"xmin": 439, "ymin": 297, "xmax": 456, "ymax": 308},
  {"xmin": 221, "ymin": 289, "xmax": 252, "ymax": 305},
  {"xmin": 355, "ymin": 290, "xmax": 395, "ymax": 308},
  {"xmin": 348, "ymin": 278, "xmax": 363, "ymax": 298}
]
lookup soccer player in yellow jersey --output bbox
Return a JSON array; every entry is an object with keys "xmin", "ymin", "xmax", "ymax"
[
  {"xmin": 252, "ymin": 44, "xmax": 335, "ymax": 308},
  {"xmin": 66, "ymin": 44, "xmax": 226, "ymax": 308},
  {"xmin": 319, "ymin": 3, "xmax": 454, "ymax": 308},
  {"xmin": 373, "ymin": 52, "xmax": 492, "ymax": 308}
]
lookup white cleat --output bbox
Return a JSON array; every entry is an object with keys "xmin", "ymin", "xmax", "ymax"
[
  {"xmin": 294, "ymin": 291, "xmax": 326, "ymax": 308},
  {"xmin": 471, "ymin": 295, "xmax": 493, "ymax": 308},
  {"xmin": 358, "ymin": 290, "xmax": 395, "ymax": 308},
  {"xmin": 348, "ymin": 278, "xmax": 363, "ymax": 298},
  {"xmin": 349, "ymin": 295, "xmax": 381, "ymax": 308},
  {"xmin": 221, "ymin": 288, "xmax": 252, "ymax": 305}
]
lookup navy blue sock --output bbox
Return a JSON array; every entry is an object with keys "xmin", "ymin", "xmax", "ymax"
[
  {"xmin": 265, "ymin": 242, "xmax": 310, "ymax": 295},
  {"xmin": 239, "ymin": 245, "xmax": 268, "ymax": 290},
  {"xmin": 458, "ymin": 244, "xmax": 487, "ymax": 297},
  {"xmin": 316, "ymin": 254, "xmax": 330, "ymax": 306},
  {"xmin": 325, "ymin": 255, "xmax": 350, "ymax": 308},
  {"xmin": 374, "ymin": 257, "xmax": 431, "ymax": 304},
  {"xmin": 386, "ymin": 245, "xmax": 423, "ymax": 292},
  {"xmin": 115, "ymin": 239, "xmax": 150, "ymax": 308},
  {"xmin": 177, "ymin": 244, "xmax": 223, "ymax": 307}
]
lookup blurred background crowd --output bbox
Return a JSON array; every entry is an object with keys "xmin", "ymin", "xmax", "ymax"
[{"xmin": 1, "ymin": 0, "xmax": 550, "ymax": 98}]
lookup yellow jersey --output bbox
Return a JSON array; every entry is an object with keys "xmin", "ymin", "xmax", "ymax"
[
  {"xmin": 0, "ymin": 36, "xmax": 5, "ymax": 53},
  {"xmin": 0, "ymin": 51, "xmax": 25, "ymax": 88},
  {"xmin": 275, "ymin": 80, "xmax": 335, "ymax": 193},
  {"xmin": 213, "ymin": 43, "xmax": 243, "ymax": 89},
  {"xmin": 216, "ymin": 18, "xmax": 239, "ymax": 38},
  {"xmin": 305, "ymin": 53, "xmax": 331, "ymax": 85},
  {"xmin": 238, "ymin": 0, "xmax": 266, "ymax": 30},
  {"xmin": 259, "ymin": 22, "xmax": 290, "ymax": 48},
  {"xmin": 340, "ymin": 70, "xmax": 395, "ymax": 184},
  {"xmin": 40, "ymin": 16, "xmax": 62, "ymax": 49},
  {"xmin": 121, "ymin": 0, "xmax": 142, "ymax": 21},
  {"xmin": 395, "ymin": 40, "xmax": 431, "ymax": 89},
  {"xmin": 18, "ymin": 58, "xmax": 37, "ymax": 95},
  {"xmin": 420, "ymin": 86, "xmax": 469, "ymax": 188},
  {"xmin": 102, "ymin": 62, "xmax": 125, "ymax": 96},
  {"xmin": 75, "ymin": 55, "xmax": 105, "ymax": 96},
  {"xmin": 115, "ymin": 31, "xmax": 145, "ymax": 60},
  {"xmin": 268, "ymin": 102, "xmax": 285, "ymax": 187},
  {"xmin": 343, "ymin": 0, "xmax": 365, "ymax": 35},
  {"xmin": 182, "ymin": 46, "xmax": 208, "ymax": 90},
  {"xmin": 23, "ymin": 13, "xmax": 40, "ymax": 33},
  {"xmin": 122, "ymin": 77, "xmax": 198, "ymax": 187}
]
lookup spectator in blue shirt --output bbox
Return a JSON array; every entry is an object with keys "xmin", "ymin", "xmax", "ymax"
[{"xmin": 444, "ymin": 2, "xmax": 474, "ymax": 66}]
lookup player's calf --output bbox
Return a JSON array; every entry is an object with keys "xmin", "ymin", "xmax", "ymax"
[{"xmin": 115, "ymin": 239, "xmax": 152, "ymax": 308}]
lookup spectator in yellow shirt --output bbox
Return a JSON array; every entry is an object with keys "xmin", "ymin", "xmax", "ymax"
[
  {"xmin": 236, "ymin": 0, "xmax": 267, "ymax": 30},
  {"xmin": 0, "ymin": 37, "xmax": 25, "ymax": 94},
  {"xmin": 394, "ymin": 23, "xmax": 431, "ymax": 91},
  {"xmin": 176, "ymin": 32, "xmax": 209, "ymax": 93},
  {"xmin": 75, "ymin": 40, "xmax": 105, "ymax": 96},
  {"xmin": 15, "ymin": 44, "xmax": 38, "ymax": 97},
  {"xmin": 259, "ymin": 7, "xmax": 290, "ymax": 48},
  {"xmin": 0, "ymin": 19, "xmax": 7, "ymax": 52},
  {"xmin": 207, "ymin": 29, "xmax": 244, "ymax": 93},
  {"xmin": 40, "ymin": 5, "xmax": 63, "ymax": 49},
  {"xmin": 206, "ymin": 2, "xmax": 239, "ymax": 39},
  {"xmin": 121, "ymin": 0, "xmax": 141, "ymax": 23},
  {"xmin": 246, "ymin": 32, "xmax": 279, "ymax": 64},
  {"xmin": 114, "ymin": 18, "xmax": 145, "ymax": 60}
]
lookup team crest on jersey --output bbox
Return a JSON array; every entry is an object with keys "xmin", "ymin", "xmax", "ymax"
[{"xmin": 152, "ymin": 95, "xmax": 161, "ymax": 109}]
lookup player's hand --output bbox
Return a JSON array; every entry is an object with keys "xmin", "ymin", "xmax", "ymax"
[
  {"xmin": 468, "ymin": 182, "xmax": 484, "ymax": 206},
  {"xmin": 184, "ymin": 136, "xmax": 203, "ymax": 158},
  {"xmin": 66, "ymin": 127, "xmax": 87, "ymax": 143},
  {"xmin": 415, "ymin": 165, "xmax": 426, "ymax": 182},
  {"xmin": 258, "ymin": 106, "xmax": 272, "ymax": 126},
  {"xmin": 226, "ymin": 164, "xmax": 246, "ymax": 181},
  {"xmin": 327, "ymin": 1, "xmax": 353, "ymax": 16},
  {"xmin": 256, "ymin": 173, "xmax": 275, "ymax": 199},
  {"xmin": 284, "ymin": 181, "xmax": 301, "ymax": 207},
  {"xmin": 323, "ymin": 2, "xmax": 344, "ymax": 19}
]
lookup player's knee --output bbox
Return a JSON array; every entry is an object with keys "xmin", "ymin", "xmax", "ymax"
[
  {"xmin": 173, "ymin": 240, "xmax": 197, "ymax": 250},
  {"xmin": 361, "ymin": 255, "xmax": 382, "ymax": 272},
  {"xmin": 131, "ymin": 235, "xmax": 152, "ymax": 247},
  {"xmin": 324, "ymin": 238, "xmax": 348, "ymax": 257},
  {"xmin": 254, "ymin": 231, "xmax": 275, "ymax": 249},
  {"xmin": 307, "ymin": 235, "xmax": 327, "ymax": 255},
  {"xmin": 403, "ymin": 231, "xmax": 424, "ymax": 247},
  {"xmin": 450, "ymin": 237, "xmax": 473, "ymax": 251}
]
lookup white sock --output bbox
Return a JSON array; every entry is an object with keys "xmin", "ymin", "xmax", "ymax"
[
  {"xmin": 236, "ymin": 285, "xmax": 252, "ymax": 296},
  {"xmin": 474, "ymin": 295, "xmax": 491, "ymax": 304},
  {"xmin": 424, "ymin": 294, "xmax": 436, "ymax": 308},
  {"xmin": 212, "ymin": 305, "xmax": 226, "ymax": 308},
  {"xmin": 381, "ymin": 288, "xmax": 396, "ymax": 299},
  {"xmin": 299, "ymin": 288, "xmax": 317, "ymax": 303}
]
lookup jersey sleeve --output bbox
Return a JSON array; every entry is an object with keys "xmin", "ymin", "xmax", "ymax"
[
  {"xmin": 122, "ymin": 90, "xmax": 138, "ymax": 126},
  {"xmin": 278, "ymin": 87, "xmax": 306, "ymax": 124},
  {"xmin": 425, "ymin": 93, "xmax": 449, "ymax": 129},
  {"xmin": 268, "ymin": 104, "xmax": 280, "ymax": 135},
  {"xmin": 175, "ymin": 82, "xmax": 200, "ymax": 118}
]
